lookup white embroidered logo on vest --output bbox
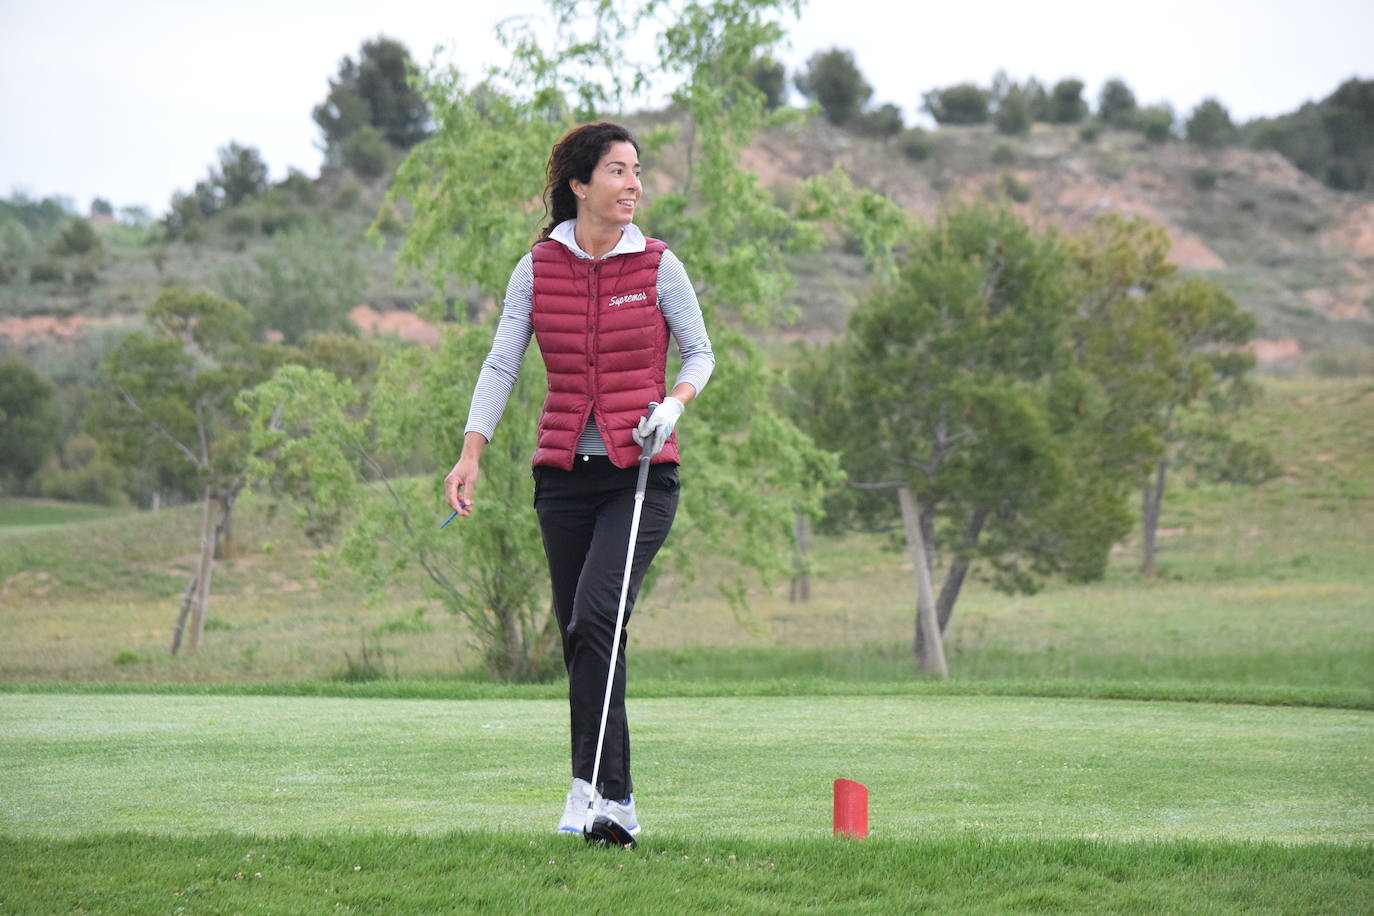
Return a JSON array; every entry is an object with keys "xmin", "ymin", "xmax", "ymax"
[{"xmin": 607, "ymin": 291, "xmax": 648, "ymax": 308}]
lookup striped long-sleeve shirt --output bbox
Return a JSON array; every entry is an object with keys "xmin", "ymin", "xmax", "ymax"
[{"xmin": 464, "ymin": 220, "xmax": 715, "ymax": 454}]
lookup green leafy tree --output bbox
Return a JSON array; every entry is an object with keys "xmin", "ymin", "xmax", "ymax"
[
  {"xmin": 922, "ymin": 83, "xmax": 991, "ymax": 125},
  {"xmin": 853, "ymin": 102, "xmax": 904, "ymax": 138},
  {"xmin": 994, "ymin": 84, "xmax": 1031, "ymax": 136},
  {"xmin": 1247, "ymin": 78, "xmax": 1374, "ymax": 190},
  {"xmin": 51, "ymin": 218, "xmax": 101, "ymax": 257},
  {"xmin": 746, "ymin": 55, "xmax": 787, "ymax": 110},
  {"xmin": 313, "ymin": 36, "xmax": 430, "ymax": 161},
  {"xmin": 1098, "ymin": 77, "xmax": 1138, "ymax": 127},
  {"xmin": 217, "ymin": 222, "xmax": 365, "ymax": 345},
  {"xmin": 247, "ymin": 0, "xmax": 867, "ymax": 680},
  {"xmin": 341, "ymin": 124, "xmax": 391, "ymax": 178},
  {"xmin": 794, "ymin": 47, "xmax": 873, "ymax": 125},
  {"xmin": 90, "ymin": 289, "xmax": 288, "ymax": 651},
  {"xmin": 1048, "ymin": 78, "xmax": 1088, "ymax": 124},
  {"xmin": 0, "ymin": 361, "xmax": 62, "ymax": 494},
  {"xmin": 244, "ymin": 330, "xmax": 557, "ymax": 680},
  {"xmin": 1186, "ymin": 98, "xmax": 1237, "ymax": 147},
  {"xmin": 1136, "ymin": 104, "xmax": 1175, "ymax": 142},
  {"xmin": 1067, "ymin": 214, "xmax": 1265, "ymax": 577},
  {"xmin": 809, "ymin": 202, "xmax": 1129, "ymax": 672},
  {"xmin": 214, "ymin": 142, "xmax": 269, "ymax": 207}
]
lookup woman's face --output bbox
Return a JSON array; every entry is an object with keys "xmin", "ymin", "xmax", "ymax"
[{"xmin": 571, "ymin": 141, "xmax": 641, "ymax": 229}]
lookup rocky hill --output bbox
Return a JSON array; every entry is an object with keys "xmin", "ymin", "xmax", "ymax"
[
  {"xmin": 737, "ymin": 118, "xmax": 1374, "ymax": 369},
  {"xmin": 4, "ymin": 115, "xmax": 1373, "ymax": 374}
]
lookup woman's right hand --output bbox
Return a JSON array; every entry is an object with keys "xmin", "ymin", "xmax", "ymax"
[{"xmin": 445, "ymin": 432, "xmax": 488, "ymax": 517}]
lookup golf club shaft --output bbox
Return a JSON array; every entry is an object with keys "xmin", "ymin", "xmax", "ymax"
[{"xmin": 587, "ymin": 453, "xmax": 652, "ymax": 817}]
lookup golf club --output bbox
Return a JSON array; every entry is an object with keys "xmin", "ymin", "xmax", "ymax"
[{"xmin": 582, "ymin": 435, "xmax": 656, "ymax": 850}]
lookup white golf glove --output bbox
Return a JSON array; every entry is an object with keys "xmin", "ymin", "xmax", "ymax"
[{"xmin": 632, "ymin": 396, "xmax": 684, "ymax": 458}]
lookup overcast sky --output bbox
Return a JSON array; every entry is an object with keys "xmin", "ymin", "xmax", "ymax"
[{"xmin": 3, "ymin": 0, "xmax": 1370, "ymax": 216}]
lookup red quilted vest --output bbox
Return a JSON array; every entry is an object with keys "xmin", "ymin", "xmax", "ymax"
[{"xmin": 529, "ymin": 238, "xmax": 680, "ymax": 470}]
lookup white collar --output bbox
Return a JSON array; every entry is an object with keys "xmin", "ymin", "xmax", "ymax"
[{"xmin": 550, "ymin": 219, "xmax": 646, "ymax": 260}]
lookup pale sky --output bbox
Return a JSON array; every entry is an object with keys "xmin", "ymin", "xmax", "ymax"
[{"xmin": 3, "ymin": 0, "xmax": 1370, "ymax": 216}]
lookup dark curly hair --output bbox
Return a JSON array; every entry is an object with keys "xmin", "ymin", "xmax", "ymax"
[{"xmin": 538, "ymin": 122, "xmax": 641, "ymax": 242}]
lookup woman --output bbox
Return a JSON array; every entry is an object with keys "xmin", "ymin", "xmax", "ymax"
[{"xmin": 444, "ymin": 122, "xmax": 714, "ymax": 839}]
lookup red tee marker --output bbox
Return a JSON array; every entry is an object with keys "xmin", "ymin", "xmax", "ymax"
[{"xmin": 833, "ymin": 778, "xmax": 868, "ymax": 839}]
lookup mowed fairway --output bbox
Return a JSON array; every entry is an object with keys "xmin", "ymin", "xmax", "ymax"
[
  {"xmin": 2, "ymin": 692, "xmax": 1372, "ymax": 912},
  {"xmin": 3, "ymin": 693, "xmax": 1370, "ymax": 841}
]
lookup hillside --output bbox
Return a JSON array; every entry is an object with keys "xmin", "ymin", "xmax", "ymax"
[{"xmin": 3, "ymin": 115, "xmax": 1373, "ymax": 372}]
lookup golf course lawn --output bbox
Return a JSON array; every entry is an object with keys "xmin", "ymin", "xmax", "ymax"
[{"xmin": 2, "ymin": 691, "xmax": 1371, "ymax": 912}]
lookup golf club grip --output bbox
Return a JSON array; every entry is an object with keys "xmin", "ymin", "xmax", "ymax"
[{"xmin": 635, "ymin": 454, "xmax": 651, "ymax": 495}]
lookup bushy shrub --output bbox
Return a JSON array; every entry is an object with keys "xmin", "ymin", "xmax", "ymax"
[
  {"xmin": 794, "ymin": 47, "xmax": 873, "ymax": 125},
  {"xmin": 998, "ymin": 171, "xmax": 1032, "ymax": 203},
  {"xmin": 746, "ymin": 56, "xmax": 787, "ymax": 110},
  {"xmin": 899, "ymin": 127, "xmax": 934, "ymax": 162},
  {"xmin": 342, "ymin": 124, "xmax": 390, "ymax": 178},
  {"xmin": 991, "ymin": 143, "xmax": 1016, "ymax": 165},
  {"xmin": 1048, "ymin": 78, "xmax": 1089, "ymax": 123},
  {"xmin": 853, "ymin": 103, "xmax": 904, "ymax": 138},
  {"xmin": 224, "ymin": 210, "xmax": 258, "ymax": 235},
  {"xmin": 29, "ymin": 260, "xmax": 64, "ymax": 283},
  {"xmin": 334, "ymin": 184, "xmax": 363, "ymax": 211},
  {"xmin": 994, "ymin": 85, "xmax": 1031, "ymax": 136},
  {"xmin": 71, "ymin": 262, "xmax": 99, "ymax": 289},
  {"xmin": 1136, "ymin": 105, "xmax": 1176, "ymax": 142},
  {"xmin": 277, "ymin": 168, "xmax": 321, "ymax": 205},
  {"xmin": 923, "ymin": 83, "xmax": 991, "ymax": 125},
  {"xmin": 51, "ymin": 218, "xmax": 101, "ymax": 257},
  {"xmin": 41, "ymin": 458, "xmax": 130, "ymax": 506},
  {"xmin": 1186, "ymin": 98, "xmax": 1237, "ymax": 147},
  {"xmin": 1079, "ymin": 120, "xmax": 1102, "ymax": 143},
  {"xmin": 1098, "ymin": 78, "xmax": 1138, "ymax": 127},
  {"xmin": 1191, "ymin": 166, "xmax": 1220, "ymax": 191}
]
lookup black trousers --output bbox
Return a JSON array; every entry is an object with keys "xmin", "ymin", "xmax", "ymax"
[{"xmin": 534, "ymin": 455, "xmax": 680, "ymax": 801}]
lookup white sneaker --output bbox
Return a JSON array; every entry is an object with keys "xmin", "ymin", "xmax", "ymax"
[
  {"xmin": 598, "ymin": 794, "xmax": 641, "ymax": 837},
  {"xmin": 557, "ymin": 778, "xmax": 594, "ymax": 835}
]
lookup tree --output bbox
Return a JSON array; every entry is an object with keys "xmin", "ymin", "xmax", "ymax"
[
  {"xmin": 1186, "ymin": 98, "xmax": 1237, "ymax": 147},
  {"xmin": 1067, "ymin": 214, "xmax": 1264, "ymax": 577},
  {"xmin": 214, "ymin": 142, "xmax": 269, "ymax": 207},
  {"xmin": 217, "ymin": 222, "xmax": 365, "ymax": 345},
  {"xmin": 1134, "ymin": 277, "xmax": 1258, "ymax": 575},
  {"xmin": 0, "ymin": 361, "xmax": 62, "ymax": 494},
  {"xmin": 1248, "ymin": 78, "xmax": 1374, "ymax": 191},
  {"xmin": 746, "ymin": 56, "xmax": 786, "ymax": 110},
  {"xmin": 51, "ymin": 218, "xmax": 101, "ymax": 257},
  {"xmin": 313, "ymin": 36, "xmax": 430, "ymax": 160},
  {"xmin": 794, "ymin": 47, "xmax": 872, "ymax": 125},
  {"xmin": 1098, "ymin": 77, "xmax": 1138, "ymax": 127},
  {"xmin": 994, "ymin": 84, "xmax": 1031, "ymax": 136},
  {"xmin": 244, "ymin": 329, "xmax": 558, "ymax": 680},
  {"xmin": 1048, "ymin": 78, "xmax": 1088, "ymax": 124},
  {"xmin": 921, "ymin": 83, "xmax": 991, "ymax": 125},
  {"xmin": 1136, "ymin": 104, "xmax": 1175, "ymax": 142},
  {"xmin": 809, "ymin": 202, "xmax": 1128, "ymax": 670},
  {"xmin": 853, "ymin": 103, "xmax": 903, "ymax": 138},
  {"xmin": 245, "ymin": 0, "xmax": 864, "ymax": 680},
  {"xmin": 91, "ymin": 289, "xmax": 287, "ymax": 651}
]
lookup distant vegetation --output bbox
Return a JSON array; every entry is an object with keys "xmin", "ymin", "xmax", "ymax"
[{"xmin": 0, "ymin": 23, "xmax": 1369, "ymax": 680}]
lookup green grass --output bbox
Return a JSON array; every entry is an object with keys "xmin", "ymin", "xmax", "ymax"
[
  {"xmin": 2, "ymin": 692, "xmax": 1370, "ymax": 912},
  {"xmin": 0, "ymin": 498, "xmax": 131, "ymax": 534},
  {"xmin": 2, "ymin": 378, "xmax": 1372, "ymax": 696},
  {"xmin": 3, "ymin": 693, "xmax": 1369, "ymax": 843},
  {"xmin": 4, "ymin": 832, "xmax": 1369, "ymax": 914}
]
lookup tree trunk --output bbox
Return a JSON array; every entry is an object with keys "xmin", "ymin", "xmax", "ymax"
[
  {"xmin": 898, "ymin": 484, "xmax": 947, "ymax": 678},
  {"xmin": 789, "ymin": 513, "xmax": 811, "ymax": 603},
  {"xmin": 170, "ymin": 572, "xmax": 198, "ymax": 654},
  {"xmin": 1140, "ymin": 454, "xmax": 1168, "ymax": 577},
  {"xmin": 185, "ymin": 488, "xmax": 218, "ymax": 652},
  {"xmin": 935, "ymin": 507, "xmax": 991, "ymax": 632}
]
